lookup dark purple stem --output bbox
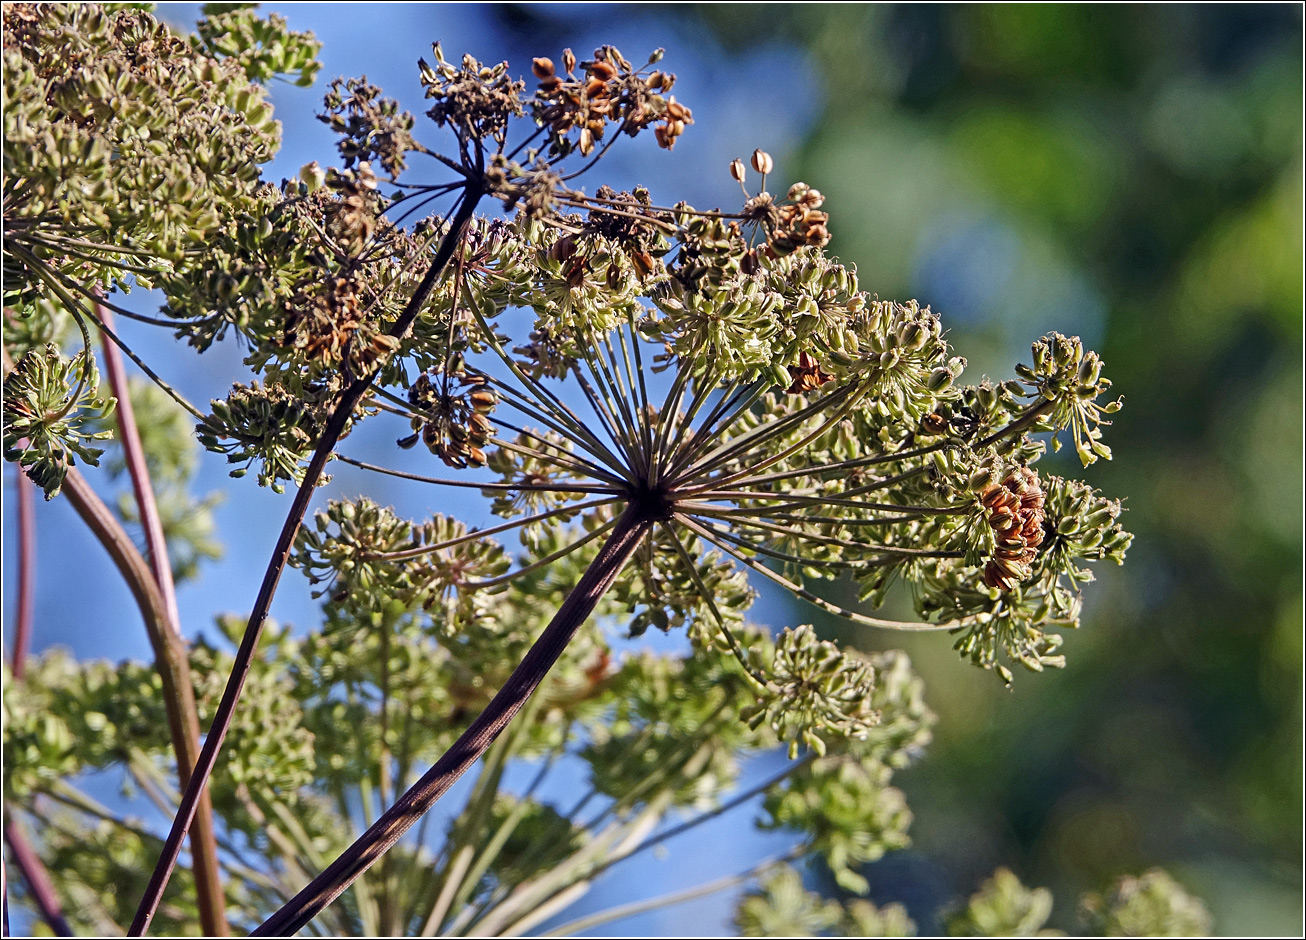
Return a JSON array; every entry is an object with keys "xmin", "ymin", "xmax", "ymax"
[
  {"xmin": 254, "ymin": 505, "xmax": 651, "ymax": 936},
  {"xmin": 129, "ymin": 183, "xmax": 483, "ymax": 937},
  {"xmin": 97, "ymin": 299, "xmax": 230, "ymax": 936}
]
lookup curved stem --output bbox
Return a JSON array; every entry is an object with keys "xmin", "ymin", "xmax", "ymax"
[
  {"xmin": 4, "ymin": 479, "xmax": 72, "ymax": 938},
  {"xmin": 96, "ymin": 299, "xmax": 229, "ymax": 935},
  {"xmin": 2, "ymin": 818, "xmax": 72, "ymax": 937},
  {"xmin": 56, "ymin": 469, "xmax": 227, "ymax": 934},
  {"xmin": 253, "ymin": 505, "xmax": 652, "ymax": 936},
  {"xmin": 129, "ymin": 182, "xmax": 485, "ymax": 937}
]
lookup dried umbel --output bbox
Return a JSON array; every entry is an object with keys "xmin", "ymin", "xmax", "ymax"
[
  {"xmin": 281, "ymin": 273, "xmax": 399, "ymax": 379},
  {"xmin": 980, "ymin": 467, "xmax": 1046, "ymax": 591},
  {"xmin": 532, "ymin": 45, "xmax": 690, "ymax": 156},
  {"xmin": 419, "ymin": 42, "xmax": 525, "ymax": 145},
  {"xmin": 399, "ymin": 370, "xmax": 496, "ymax": 469},
  {"xmin": 319, "ymin": 77, "xmax": 417, "ymax": 176}
]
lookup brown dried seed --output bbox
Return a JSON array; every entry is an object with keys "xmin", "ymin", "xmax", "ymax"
[
  {"xmin": 589, "ymin": 60, "xmax": 616, "ymax": 81},
  {"xmin": 631, "ymin": 249, "xmax": 654, "ymax": 279},
  {"xmin": 532, "ymin": 57, "xmax": 555, "ymax": 79},
  {"xmin": 751, "ymin": 148, "xmax": 773, "ymax": 175}
]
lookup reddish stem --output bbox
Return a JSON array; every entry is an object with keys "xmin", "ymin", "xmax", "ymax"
[
  {"xmin": 129, "ymin": 183, "xmax": 483, "ymax": 937},
  {"xmin": 254, "ymin": 506, "xmax": 652, "ymax": 936},
  {"xmin": 4, "ymin": 473, "xmax": 71, "ymax": 937},
  {"xmin": 96, "ymin": 298, "xmax": 182, "ymax": 633},
  {"xmin": 11, "ymin": 469, "xmax": 35, "ymax": 678},
  {"xmin": 3, "ymin": 822, "xmax": 72, "ymax": 938}
]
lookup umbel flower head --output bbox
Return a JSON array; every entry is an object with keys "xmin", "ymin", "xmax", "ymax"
[{"xmin": 303, "ymin": 146, "xmax": 1130, "ymax": 690}]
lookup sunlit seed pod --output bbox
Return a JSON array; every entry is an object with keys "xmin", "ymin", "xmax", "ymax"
[
  {"xmin": 648, "ymin": 70, "xmax": 666, "ymax": 90},
  {"xmin": 469, "ymin": 388, "xmax": 497, "ymax": 412},
  {"xmin": 666, "ymin": 98, "xmax": 691, "ymax": 121},
  {"xmin": 1053, "ymin": 336, "xmax": 1081, "ymax": 368},
  {"xmin": 631, "ymin": 249, "xmax": 654, "ymax": 279},
  {"xmin": 532, "ymin": 57, "xmax": 555, "ymax": 79},
  {"xmin": 989, "ymin": 509, "xmax": 1016, "ymax": 530},
  {"xmin": 589, "ymin": 60, "xmax": 616, "ymax": 81},
  {"xmin": 562, "ymin": 48, "xmax": 577, "ymax": 73},
  {"xmin": 729, "ymin": 158, "xmax": 746, "ymax": 182},
  {"xmin": 993, "ymin": 555, "xmax": 1027, "ymax": 579},
  {"xmin": 983, "ymin": 562, "xmax": 1017, "ymax": 592},
  {"xmin": 926, "ymin": 366, "xmax": 953, "ymax": 392},
  {"xmin": 751, "ymin": 148, "xmax": 773, "ymax": 175},
  {"xmin": 897, "ymin": 321, "xmax": 925, "ymax": 350}
]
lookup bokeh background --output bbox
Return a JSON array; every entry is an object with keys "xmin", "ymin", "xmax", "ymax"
[{"xmin": 5, "ymin": 3, "xmax": 1302, "ymax": 935}]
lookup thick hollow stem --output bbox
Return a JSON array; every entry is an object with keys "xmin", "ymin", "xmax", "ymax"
[
  {"xmin": 253, "ymin": 505, "xmax": 651, "ymax": 936},
  {"xmin": 97, "ymin": 301, "xmax": 229, "ymax": 936},
  {"xmin": 129, "ymin": 184, "xmax": 484, "ymax": 937},
  {"xmin": 58, "ymin": 469, "xmax": 227, "ymax": 929}
]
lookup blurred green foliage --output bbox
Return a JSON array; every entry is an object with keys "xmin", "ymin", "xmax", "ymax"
[{"xmin": 680, "ymin": 3, "xmax": 1302, "ymax": 933}]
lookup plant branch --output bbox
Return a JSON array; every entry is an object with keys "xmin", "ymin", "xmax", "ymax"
[
  {"xmin": 96, "ymin": 298, "xmax": 229, "ymax": 933},
  {"xmin": 2, "ymin": 818, "xmax": 72, "ymax": 937},
  {"xmin": 253, "ymin": 504, "xmax": 652, "ymax": 936},
  {"xmin": 10, "ymin": 470, "xmax": 35, "ymax": 678},
  {"xmin": 538, "ymin": 850, "xmax": 801, "ymax": 938},
  {"xmin": 129, "ymin": 182, "xmax": 485, "ymax": 936},
  {"xmin": 57, "ymin": 467, "xmax": 227, "ymax": 935}
]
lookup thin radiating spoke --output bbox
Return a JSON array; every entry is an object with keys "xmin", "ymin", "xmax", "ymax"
[{"xmin": 677, "ymin": 515, "xmax": 964, "ymax": 632}]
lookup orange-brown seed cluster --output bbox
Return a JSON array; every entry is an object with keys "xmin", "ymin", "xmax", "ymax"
[
  {"xmin": 401, "ymin": 372, "xmax": 496, "ymax": 469},
  {"xmin": 533, "ymin": 47, "xmax": 690, "ymax": 155},
  {"xmin": 769, "ymin": 183, "xmax": 830, "ymax": 255},
  {"xmin": 980, "ymin": 467, "xmax": 1045, "ymax": 591},
  {"xmin": 786, "ymin": 350, "xmax": 833, "ymax": 394}
]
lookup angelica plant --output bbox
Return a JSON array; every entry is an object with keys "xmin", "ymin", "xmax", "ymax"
[{"xmin": 1, "ymin": 4, "xmax": 1180, "ymax": 937}]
